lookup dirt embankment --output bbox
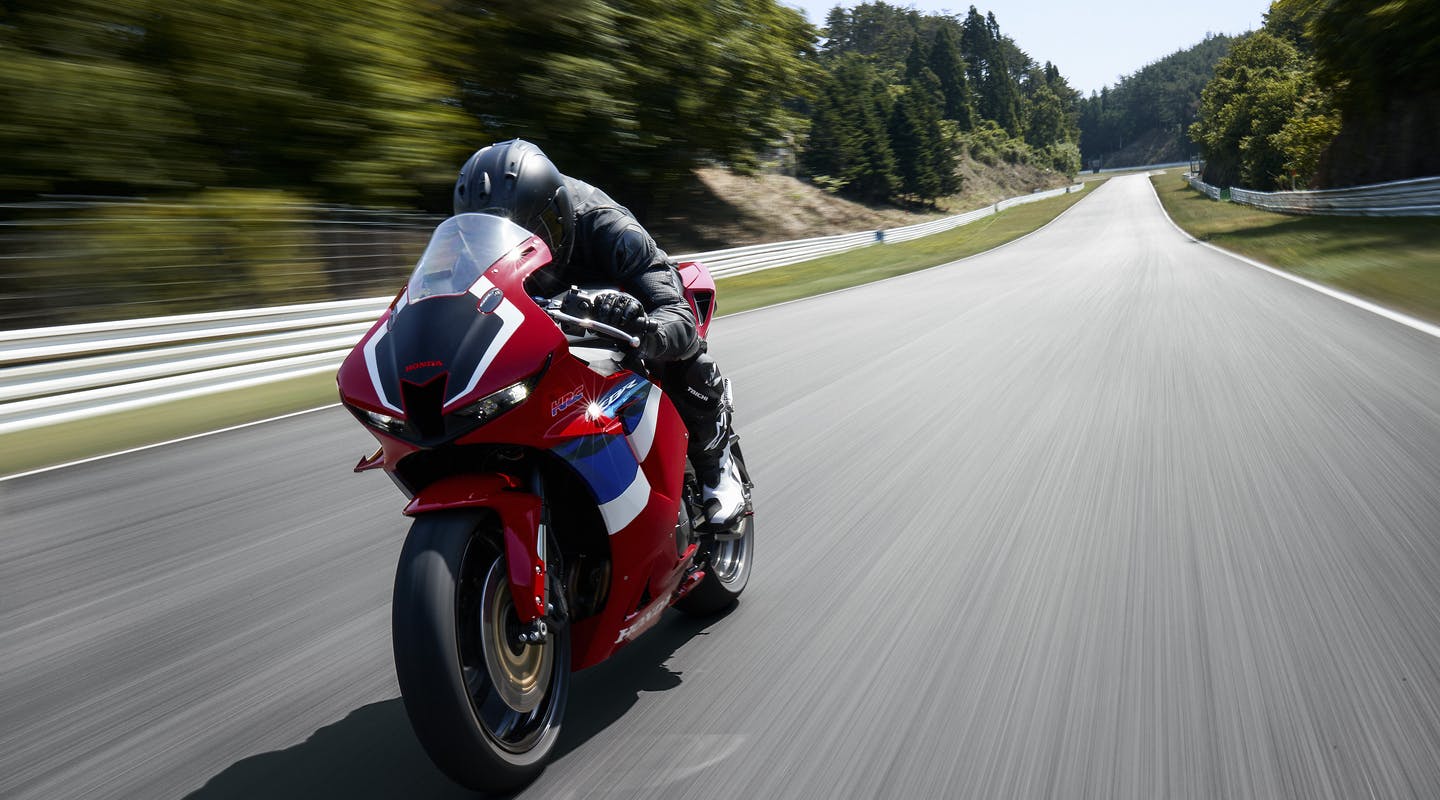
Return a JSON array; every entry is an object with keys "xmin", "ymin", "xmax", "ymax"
[{"xmin": 646, "ymin": 159, "xmax": 1072, "ymax": 252}]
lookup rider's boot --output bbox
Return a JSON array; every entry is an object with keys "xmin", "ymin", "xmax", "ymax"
[
  {"xmin": 668, "ymin": 352, "xmax": 744, "ymax": 531},
  {"xmin": 693, "ymin": 431, "xmax": 744, "ymax": 530}
]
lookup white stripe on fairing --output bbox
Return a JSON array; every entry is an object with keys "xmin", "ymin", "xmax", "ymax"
[
  {"xmin": 449, "ymin": 278, "xmax": 526, "ymax": 405},
  {"xmin": 362, "ymin": 301, "xmax": 402, "ymax": 413},
  {"xmin": 599, "ymin": 469, "xmax": 651, "ymax": 534},
  {"xmin": 628, "ymin": 384, "xmax": 661, "ymax": 461}
]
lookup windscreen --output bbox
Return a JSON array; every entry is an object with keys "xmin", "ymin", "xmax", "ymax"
[{"xmin": 406, "ymin": 213, "xmax": 532, "ymax": 300}]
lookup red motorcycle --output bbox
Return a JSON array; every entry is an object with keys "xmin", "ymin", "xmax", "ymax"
[{"xmin": 336, "ymin": 212, "xmax": 754, "ymax": 792}]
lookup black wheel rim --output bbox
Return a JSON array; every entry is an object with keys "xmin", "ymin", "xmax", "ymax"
[{"xmin": 455, "ymin": 538, "xmax": 566, "ymax": 755}]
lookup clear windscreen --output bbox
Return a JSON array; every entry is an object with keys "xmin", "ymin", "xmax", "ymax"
[{"xmin": 406, "ymin": 213, "xmax": 532, "ymax": 300}]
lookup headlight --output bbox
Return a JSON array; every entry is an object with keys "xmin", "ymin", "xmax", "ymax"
[
  {"xmin": 363, "ymin": 409, "xmax": 405, "ymax": 432},
  {"xmin": 454, "ymin": 380, "xmax": 531, "ymax": 424}
]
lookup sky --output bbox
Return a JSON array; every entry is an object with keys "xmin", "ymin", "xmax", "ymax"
[{"xmin": 784, "ymin": 0, "xmax": 1269, "ymax": 96}]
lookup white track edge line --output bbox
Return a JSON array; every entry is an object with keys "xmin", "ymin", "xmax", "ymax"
[
  {"xmin": 0, "ymin": 404, "xmax": 340, "ymax": 482},
  {"xmin": 1150, "ymin": 179, "xmax": 1440, "ymax": 340}
]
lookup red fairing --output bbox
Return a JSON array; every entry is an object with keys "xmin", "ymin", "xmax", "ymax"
[
  {"xmin": 678, "ymin": 261, "xmax": 717, "ymax": 340},
  {"xmin": 335, "ymin": 312, "xmax": 393, "ymax": 415},
  {"xmin": 568, "ymin": 380, "xmax": 691, "ymax": 669},
  {"xmin": 403, "ymin": 473, "xmax": 547, "ymax": 624}
]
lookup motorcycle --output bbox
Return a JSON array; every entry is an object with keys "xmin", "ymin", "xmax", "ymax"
[{"xmin": 335, "ymin": 212, "xmax": 754, "ymax": 792}]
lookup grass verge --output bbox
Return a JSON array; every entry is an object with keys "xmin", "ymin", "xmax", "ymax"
[
  {"xmin": 2, "ymin": 185, "xmax": 1096, "ymax": 477},
  {"xmin": 1152, "ymin": 173, "xmax": 1440, "ymax": 324},
  {"xmin": 717, "ymin": 184, "xmax": 1097, "ymax": 314}
]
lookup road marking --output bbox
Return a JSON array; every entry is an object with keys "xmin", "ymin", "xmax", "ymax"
[
  {"xmin": 1150, "ymin": 181, "xmax": 1440, "ymax": 340},
  {"xmin": 0, "ymin": 404, "xmax": 340, "ymax": 482}
]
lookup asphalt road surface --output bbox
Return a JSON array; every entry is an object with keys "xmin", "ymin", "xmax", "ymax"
[{"xmin": 4, "ymin": 175, "xmax": 1440, "ymax": 799}]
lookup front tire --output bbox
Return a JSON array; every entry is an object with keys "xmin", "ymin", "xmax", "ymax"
[{"xmin": 391, "ymin": 511, "xmax": 569, "ymax": 792}]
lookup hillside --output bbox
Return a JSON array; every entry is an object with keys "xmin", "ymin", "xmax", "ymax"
[
  {"xmin": 1079, "ymin": 34, "xmax": 1234, "ymax": 169},
  {"xmin": 647, "ymin": 158, "xmax": 1073, "ymax": 252}
]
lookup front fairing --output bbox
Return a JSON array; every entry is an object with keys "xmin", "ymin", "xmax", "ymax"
[{"xmin": 337, "ymin": 214, "xmax": 564, "ymax": 442}]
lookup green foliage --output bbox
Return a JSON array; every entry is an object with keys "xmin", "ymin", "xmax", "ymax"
[
  {"xmin": 3, "ymin": 190, "xmax": 330, "ymax": 324},
  {"xmin": 1039, "ymin": 141, "xmax": 1082, "ymax": 175},
  {"xmin": 959, "ymin": 120, "xmax": 1032, "ymax": 166},
  {"xmin": 452, "ymin": 0, "xmax": 818, "ymax": 199},
  {"xmin": 1190, "ymin": 31, "xmax": 1314, "ymax": 189},
  {"xmin": 1307, "ymin": 0, "xmax": 1440, "ymax": 185},
  {"xmin": 926, "ymin": 25, "xmax": 974, "ymax": 129},
  {"xmin": 806, "ymin": 2, "xmax": 1076, "ymax": 203},
  {"xmin": 0, "ymin": 0, "xmax": 477, "ymax": 205},
  {"xmin": 1263, "ymin": 0, "xmax": 1328, "ymax": 52},
  {"xmin": 803, "ymin": 57, "xmax": 898, "ymax": 202},
  {"xmin": 1188, "ymin": 0, "xmax": 1439, "ymax": 189},
  {"xmin": 889, "ymin": 72, "xmax": 962, "ymax": 202},
  {"xmin": 1078, "ymin": 34, "xmax": 1234, "ymax": 167},
  {"xmin": 1310, "ymin": 0, "xmax": 1440, "ymax": 102},
  {"xmin": 0, "ymin": 0, "xmax": 818, "ymax": 207}
]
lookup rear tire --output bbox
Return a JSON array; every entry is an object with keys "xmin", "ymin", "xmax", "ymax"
[
  {"xmin": 391, "ymin": 511, "xmax": 569, "ymax": 793},
  {"xmin": 676, "ymin": 443, "xmax": 754, "ymax": 616}
]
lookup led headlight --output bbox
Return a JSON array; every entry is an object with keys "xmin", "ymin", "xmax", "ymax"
[
  {"xmin": 454, "ymin": 380, "xmax": 531, "ymax": 424},
  {"xmin": 363, "ymin": 409, "xmax": 405, "ymax": 432}
]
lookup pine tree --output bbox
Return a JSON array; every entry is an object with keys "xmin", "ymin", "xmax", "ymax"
[
  {"xmin": 905, "ymin": 35, "xmax": 927, "ymax": 81},
  {"xmin": 830, "ymin": 57, "xmax": 898, "ymax": 201},
  {"xmin": 926, "ymin": 25, "xmax": 974, "ymax": 129},
  {"xmin": 960, "ymin": 6, "xmax": 989, "ymax": 90},
  {"xmin": 980, "ymin": 11, "xmax": 1025, "ymax": 136},
  {"xmin": 803, "ymin": 87, "xmax": 852, "ymax": 181}
]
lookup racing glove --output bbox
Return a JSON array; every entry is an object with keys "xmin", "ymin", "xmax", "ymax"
[
  {"xmin": 589, "ymin": 290, "xmax": 661, "ymax": 358},
  {"xmin": 590, "ymin": 290, "xmax": 647, "ymax": 332}
]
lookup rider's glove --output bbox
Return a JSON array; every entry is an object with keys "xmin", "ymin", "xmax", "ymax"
[{"xmin": 591, "ymin": 290, "xmax": 648, "ymax": 334}]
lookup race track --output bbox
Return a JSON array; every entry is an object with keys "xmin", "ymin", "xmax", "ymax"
[{"xmin": 4, "ymin": 175, "xmax": 1440, "ymax": 799}]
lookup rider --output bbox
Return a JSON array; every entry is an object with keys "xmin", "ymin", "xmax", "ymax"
[{"xmin": 452, "ymin": 139, "xmax": 744, "ymax": 529}]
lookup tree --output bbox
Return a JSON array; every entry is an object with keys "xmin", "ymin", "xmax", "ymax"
[
  {"xmin": 890, "ymin": 69, "xmax": 959, "ymax": 202},
  {"xmin": 804, "ymin": 56, "xmax": 897, "ymax": 201},
  {"xmin": 456, "ymin": 0, "xmax": 819, "ymax": 201},
  {"xmin": 926, "ymin": 25, "xmax": 974, "ymax": 129},
  {"xmin": 1189, "ymin": 30, "xmax": 1311, "ymax": 189}
]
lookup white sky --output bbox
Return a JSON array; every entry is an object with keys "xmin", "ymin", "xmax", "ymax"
[{"xmin": 784, "ymin": 1, "xmax": 1269, "ymax": 96}]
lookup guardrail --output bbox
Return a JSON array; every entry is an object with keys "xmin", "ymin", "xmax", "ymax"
[
  {"xmin": 1185, "ymin": 173, "xmax": 1440, "ymax": 216},
  {"xmin": 1228, "ymin": 176, "xmax": 1440, "ymax": 216},
  {"xmin": 0, "ymin": 183, "xmax": 1086, "ymax": 434},
  {"xmin": 1187, "ymin": 174, "xmax": 1224, "ymax": 200}
]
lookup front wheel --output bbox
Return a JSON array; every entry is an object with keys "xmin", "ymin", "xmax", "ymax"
[{"xmin": 391, "ymin": 511, "xmax": 569, "ymax": 793}]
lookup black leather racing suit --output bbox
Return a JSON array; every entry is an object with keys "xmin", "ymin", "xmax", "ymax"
[{"xmin": 547, "ymin": 176, "xmax": 733, "ymax": 472}]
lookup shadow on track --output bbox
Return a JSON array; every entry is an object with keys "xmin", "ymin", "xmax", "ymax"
[{"xmin": 185, "ymin": 609, "xmax": 726, "ymax": 799}]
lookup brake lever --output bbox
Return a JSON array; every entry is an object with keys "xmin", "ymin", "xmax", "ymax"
[{"xmin": 545, "ymin": 309, "xmax": 642, "ymax": 349}]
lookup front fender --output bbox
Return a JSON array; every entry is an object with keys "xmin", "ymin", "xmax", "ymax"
[{"xmin": 404, "ymin": 474, "xmax": 547, "ymax": 623}]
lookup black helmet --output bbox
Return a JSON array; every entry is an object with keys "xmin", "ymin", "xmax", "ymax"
[{"xmin": 453, "ymin": 139, "xmax": 575, "ymax": 265}]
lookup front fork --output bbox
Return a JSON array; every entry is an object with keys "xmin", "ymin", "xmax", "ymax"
[
  {"xmin": 515, "ymin": 465, "xmax": 556, "ymax": 643},
  {"xmin": 401, "ymin": 470, "xmax": 553, "ymax": 631}
]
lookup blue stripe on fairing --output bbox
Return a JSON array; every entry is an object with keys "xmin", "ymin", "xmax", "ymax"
[
  {"xmin": 551, "ymin": 377, "xmax": 654, "ymax": 507},
  {"xmin": 552, "ymin": 433, "xmax": 640, "ymax": 505}
]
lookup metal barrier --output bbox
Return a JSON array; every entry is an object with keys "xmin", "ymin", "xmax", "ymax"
[
  {"xmin": 0, "ymin": 182, "xmax": 1088, "ymax": 434},
  {"xmin": 1187, "ymin": 174, "xmax": 1224, "ymax": 200},
  {"xmin": 1228, "ymin": 176, "xmax": 1440, "ymax": 217}
]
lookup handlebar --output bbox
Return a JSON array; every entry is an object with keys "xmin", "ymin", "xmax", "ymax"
[{"xmin": 541, "ymin": 287, "xmax": 659, "ymax": 350}]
